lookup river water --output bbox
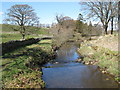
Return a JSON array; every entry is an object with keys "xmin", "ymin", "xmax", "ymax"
[{"xmin": 42, "ymin": 42, "xmax": 118, "ymax": 88}]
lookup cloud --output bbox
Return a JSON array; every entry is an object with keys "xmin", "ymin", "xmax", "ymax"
[{"xmin": 0, "ymin": 12, "xmax": 4, "ymax": 15}]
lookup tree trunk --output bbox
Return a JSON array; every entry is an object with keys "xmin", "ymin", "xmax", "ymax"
[
  {"xmin": 118, "ymin": 1, "xmax": 120, "ymax": 32},
  {"xmin": 22, "ymin": 26, "xmax": 26, "ymax": 39},
  {"xmin": 111, "ymin": 17, "xmax": 114, "ymax": 34},
  {"xmin": 22, "ymin": 34, "xmax": 25, "ymax": 40},
  {"xmin": 104, "ymin": 25, "xmax": 108, "ymax": 34}
]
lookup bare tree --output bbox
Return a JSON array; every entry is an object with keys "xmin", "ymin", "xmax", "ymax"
[
  {"xmin": 5, "ymin": 4, "xmax": 39, "ymax": 39},
  {"xmin": 56, "ymin": 14, "xmax": 64, "ymax": 26},
  {"xmin": 50, "ymin": 15, "xmax": 76, "ymax": 47},
  {"xmin": 88, "ymin": 21, "xmax": 92, "ymax": 36},
  {"xmin": 55, "ymin": 14, "xmax": 73, "ymax": 33},
  {"xmin": 55, "ymin": 14, "xmax": 65, "ymax": 33},
  {"xmin": 110, "ymin": 1, "xmax": 118, "ymax": 34},
  {"xmin": 80, "ymin": 1, "xmax": 117, "ymax": 34},
  {"xmin": 118, "ymin": 1, "xmax": 120, "ymax": 33}
]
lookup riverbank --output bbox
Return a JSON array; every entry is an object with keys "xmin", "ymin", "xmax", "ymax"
[
  {"xmin": 42, "ymin": 40, "xmax": 118, "ymax": 88},
  {"xmin": 1, "ymin": 39, "xmax": 55, "ymax": 88},
  {"xmin": 77, "ymin": 33, "xmax": 119, "ymax": 84}
]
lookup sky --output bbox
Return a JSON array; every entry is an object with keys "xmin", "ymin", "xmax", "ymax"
[
  {"xmin": 0, "ymin": 1, "xmax": 118, "ymax": 30},
  {"xmin": 0, "ymin": 2, "xmax": 82, "ymax": 25}
]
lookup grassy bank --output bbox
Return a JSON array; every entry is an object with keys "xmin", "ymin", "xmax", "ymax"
[
  {"xmin": 1, "ymin": 39, "xmax": 54, "ymax": 88},
  {"xmin": 77, "ymin": 34, "xmax": 120, "ymax": 83},
  {"xmin": 1, "ymin": 24, "xmax": 54, "ymax": 88}
]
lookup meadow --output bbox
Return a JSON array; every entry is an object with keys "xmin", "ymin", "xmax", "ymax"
[
  {"xmin": 1, "ymin": 24, "xmax": 54, "ymax": 88},
  {"xmin": 1, "ymin": 24, "xmax": 49, "ymax": 43}
]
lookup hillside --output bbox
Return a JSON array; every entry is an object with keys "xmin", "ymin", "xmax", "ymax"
[{"xmin": 1, "ymin": 24, "xmax": 49, "ymax": 43}]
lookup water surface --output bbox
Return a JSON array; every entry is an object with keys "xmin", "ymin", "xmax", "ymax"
[{"xmin": 42, "ymin": 42, "xmax": 118, "ymax": 88}]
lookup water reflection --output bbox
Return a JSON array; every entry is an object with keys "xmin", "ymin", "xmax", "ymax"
[
  {"xmin": 42, "ymin": 42, "xmax": 118, "ymax": 88},
  {"xmin": 43, "ymin": 65, "xmax": 118, "ymax": 88},
  {"xmin": 55, "ymin": 43, "xmax": 79, "ymax": 63}
]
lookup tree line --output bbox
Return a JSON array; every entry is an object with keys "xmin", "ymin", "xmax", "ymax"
[
  {"xmin": 3, "ymin": 1, "xmax": 120, "ymax": 40},
  {"xmin": 79, "ymin": 1, "xmax": 118, "ymax": 34}
]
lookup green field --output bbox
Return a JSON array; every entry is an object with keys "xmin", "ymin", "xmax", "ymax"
[
  {"xmin": 1, "ymin": 39, "xmax": 53, "ymax": 88},
  {"xmin": 1, "ymin": 24, "xmax": 54, "ymax": 88},
  {"xmin": 1, "ymin": 24, "xmax": 49, "ymax": 43}
]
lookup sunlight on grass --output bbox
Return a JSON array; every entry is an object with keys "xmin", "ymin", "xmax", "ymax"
[
  {"xmin": 78, "ymin": 44, "xmax": 119, "ymax": 81},
  {"xmin": 2, "ymin": 24, "xmax": 49, "ymax": 43},
  {"xmin": 2, "ymin": 37, "xmax": 53, "ymax": 88},
  {"xmin": 39, "ymin": 40, "xmax": 52, "ymax": 44}
]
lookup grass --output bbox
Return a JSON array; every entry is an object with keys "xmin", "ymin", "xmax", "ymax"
[
  {"xmin": 27, "ymin": 40, "xmax": 52, "ymax": 53},
  {"xmin": 2, "ymin": 33, "xmax": 42, "ymax": 43},
  {"xmin": 1, "ymin": 39, "xmax": 54, "ymax": 88},
  {"xmin": 78, "ymin": 44, "xmax": 119, "ymax": 83},
  {"xmin": 0, "ymin": 24, "xmax": 53, "ymax": 88},
  {"xmin": 78, "ymin": 45, "xmax": 95, "ymax": 56},
  {"xmin": 1, "ymin": 24, "xmax": 49, "ymax": 34},
  {"xmin": 4, "ymin": 71, "xmax": 45, "ymax": 88},
  {"xmin": 39, "ymin": 40, "xmax": 52, "ymax": 44},
  {"xmin": 1, "ymin": 24, "xmax": 49, "ymax": 43},
  {"xmin": 2, "ymin": 33, "xmax": 22, "ymax": 43}
]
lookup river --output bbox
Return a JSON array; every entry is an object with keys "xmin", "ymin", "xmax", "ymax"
[{"xmin": 42, "ymin": 42, "xmax": 118, "ymax": 88}]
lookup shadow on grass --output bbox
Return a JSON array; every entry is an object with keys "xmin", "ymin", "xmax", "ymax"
[
  {"xmin": 2, "ymin": 38, "xmax": 40, "ymax": 56},
  {"xmin": 2, "ymin": 47, "xmax": 55, "ymax": 69},
  {"xmin": 2, "ymin": 47, "xmax": 56, "ymax": 87},
  {"xmin": 39, "ymin": 43, "xmax": 52, "ymax": 45},
  {"xmin": 2, "ymin": 53, "xmax": 27, "ymax": 59},
  {"xmin": 25, "ymin": 48, "xmax": 55, "ymax": 68}
]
